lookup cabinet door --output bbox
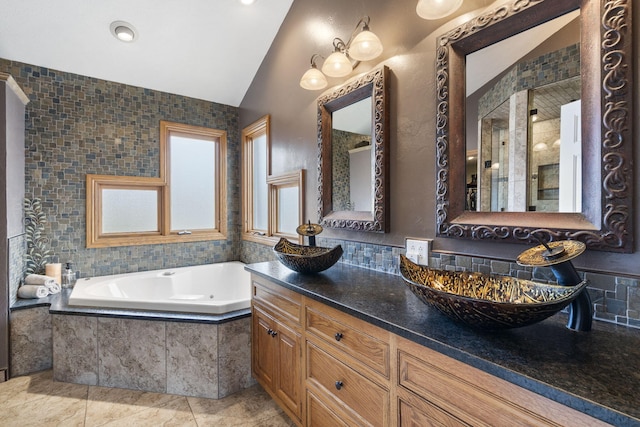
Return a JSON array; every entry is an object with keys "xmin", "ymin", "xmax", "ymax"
[
  {"xmin": 252, "ymin": 307, "xmax": 277, "ymax": 390},
  {"xmin": 275, "ymin": 321, "xmax": 302, "ymax": 419}
]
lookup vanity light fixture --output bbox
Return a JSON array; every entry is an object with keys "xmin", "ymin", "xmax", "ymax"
[
  {"xmin": 416, "ymin": 0, "xmax": 463, "ymax": 20},
  {"xmin": 110, "ymin": 21, "xmax": 137, "ymax": 43},
  {"xmin": 300, "ymin": 54, "xmax": 328, "ymax": 90},
  {"xmin": 300, "ymin": 16, "xmax": 383, "ymax": 90},
  {"xmin": 322, "ymin": 39, "xmax": 354, "ymax": 77},
  {"xmin": 530, "ymin": 108, "xmax": 539, "ymax": 122}
]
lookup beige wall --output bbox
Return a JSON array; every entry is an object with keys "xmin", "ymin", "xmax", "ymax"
[{"xmin": 239, "ymin": 0, "xmax": 640, "ymax": 277}]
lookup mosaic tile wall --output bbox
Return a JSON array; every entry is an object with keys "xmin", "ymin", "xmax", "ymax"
[
  {"xmin": 241, "ymin": 240, "xmax": 277, "ymax": 265},
  {"xmin": 0, "ymin": 59, "xmax": 241, "ymax": 283},
  {"xmin": 8, "ymin": 234, "xmax": 26, "ymax": 307},
  {"xmin": 331, "ymin": 130, "xmax": 371, "ymax": 211},
  {"xmin": 478, "ymin": 43, "xmax": 580, "ymax": 118}
]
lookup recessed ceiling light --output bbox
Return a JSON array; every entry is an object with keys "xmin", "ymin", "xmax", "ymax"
[
  {"xmin": 239, "ymin": 0, "xmax": 256, "ymax": 5},
  {"xmin": 110, "ymin": 21, "xmax": 137, "ymax": 42}
]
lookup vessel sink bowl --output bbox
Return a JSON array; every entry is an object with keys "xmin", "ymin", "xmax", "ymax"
[
  {"xmin": 399, "ymin": 255, "xmax": 589, "ymax": 329},
  {"xmin": 273, "ymin": 238, "xmax": 343, "ymax": 274}
]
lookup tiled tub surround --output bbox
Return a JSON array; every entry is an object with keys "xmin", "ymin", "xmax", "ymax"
[
  {"xmin": 246, "ymin": 261, "xmax": 640, "ymax": 426},
  {"xmin": 9, "ymin": 304, "xmax": 52, "ymax": 377},
  {"xmin": 11, "ymin": 292, "xmax": 255, "ymax": 399}
]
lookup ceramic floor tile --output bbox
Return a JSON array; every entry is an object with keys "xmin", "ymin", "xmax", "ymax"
[
  {"xmin": 0, "ymin": 369, "xmax": 88, "ymax": 410},
  {"xmin": 84, "ymin": 385, "xmax": 188, "ymax": 426},
  {"xmin": 89, "ymin": 395, "xmax": 197, "ymax": 427},
  {"xmin": 0, "ymin": 370, "xmax": 291, "ymax": 427},
  {"xmin": 188, "ymin": 384, "xmax": 295, "ymax": 426},
  {"xmin": 0, "ymin": 372, "xmax": 88, "ymax": 427}
]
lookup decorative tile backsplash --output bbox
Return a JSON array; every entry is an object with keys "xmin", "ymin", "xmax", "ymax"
[{"xmin": 310, "ymin": 237, "xmax": 640, "ymax": 329}]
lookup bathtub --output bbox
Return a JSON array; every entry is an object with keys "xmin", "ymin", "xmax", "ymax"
[{"xmin": 68, "ymin": 261, "xmax": 251, "ymax": 314}]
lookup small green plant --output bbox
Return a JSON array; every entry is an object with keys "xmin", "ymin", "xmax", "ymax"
[{"xmin": 24, "ymin": 198, "xmax": 52, "ymax": 275}]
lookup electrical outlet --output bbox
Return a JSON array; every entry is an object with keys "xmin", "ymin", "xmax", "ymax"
[{"xmin": 405, "ymin": 238, "xmax": 432, "ymax": 266}]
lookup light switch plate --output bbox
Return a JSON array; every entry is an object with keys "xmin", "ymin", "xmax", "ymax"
[{"xmin": 405, "ymin": 238, "xmax": 432, "ymax": 266}]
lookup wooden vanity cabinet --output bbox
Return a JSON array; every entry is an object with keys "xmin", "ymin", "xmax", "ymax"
[
  {"xmin": 250, "ymin": 275, "xmax": 611, "ymax": 427},
  {"xmin": 304, "ymin": 298, "xmax": 392, "ymax": 427},
  {"xmin": 396, "ymin": 337, "xmax": 611, "ymax": 427},
  {"xmin": 251, "ymin": 277, "xmax": 303, "ymax": 425}
]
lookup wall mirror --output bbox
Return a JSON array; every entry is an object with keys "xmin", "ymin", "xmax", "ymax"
[
  {"xmin": 318, "ymin": 65, "xmax": 389, "ymax": 233},
  {"xmin": 436, "ymin": 0, "xmax": 633, "ymax": 252}
]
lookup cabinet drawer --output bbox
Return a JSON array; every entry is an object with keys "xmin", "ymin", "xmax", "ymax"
[
  {"xmin": 399, "ymin": 349, "xmax": 539, "ymax": 426},
  {"xmin": 398, "ymin": 387, "xmax": 469, "ymax": 427},
  {"xmin": 307, "ymin": 341, "xmax": 389, "ymax": 427},
  {"xmin": 305, "ymin": 304, "xmax": 390, "ymax": 378},
  {"xmin": 398, "ymin": 347, "xmax": 610, "ymax": 427},
  {"xmin": 306, "ymin": 390, "xmax": 351, "ymax": 427},
  {"xmin": 252, "ymin": 277, "xmax": 302, "ymax": 325}
]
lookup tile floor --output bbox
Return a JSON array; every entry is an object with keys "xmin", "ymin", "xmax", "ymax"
[{"xmin": 0, "ymin": 370, "xmax": 296, "ymax": 426}]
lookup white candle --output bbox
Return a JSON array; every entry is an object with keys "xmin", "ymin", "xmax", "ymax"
[{"xmin": 45, "ymin": 263, "xmax": 62, "ymax": 285}]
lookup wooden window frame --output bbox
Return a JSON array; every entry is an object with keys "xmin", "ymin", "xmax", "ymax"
[
  {"xmin": 86, "ymin": 121, "xmax": 227, "ymax": 248},
  {"xmin": 160, "ymin": 120, "xmax": 227, "ymax": 240},
  {"xmin": 268, "ymin": 170, "xmax": 305, "ymax": 244},
  {"xmin": 242, "ymin": 115, "xmax": 273, "ymax": 245}
]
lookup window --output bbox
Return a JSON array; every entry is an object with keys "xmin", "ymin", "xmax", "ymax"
[
  {"xmin": 242, "ymin": 115, "xmax": 271, "ymax": 244},
  {"xmin": 242, "ymin": 115, "xmax": 305, "ymax": 244},
  {"xmin": 86, "ymin": 121, "xmax": 227, "ymax": 248},
  {"xmin": 268, "ymin": 170, "xmax": 304, "ymax": 242}
]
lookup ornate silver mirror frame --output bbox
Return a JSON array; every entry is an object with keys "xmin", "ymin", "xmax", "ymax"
[
  {"xmin": 318, "ymin": 65, "xmax": 390, "ymax": 233},
  {"xmin": 435, "ymin": 0, "xmax": 633, "ymax": 252}
]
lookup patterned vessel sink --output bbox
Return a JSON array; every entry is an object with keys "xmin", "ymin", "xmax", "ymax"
[
  {"xmin": 273, "ymin": 238, "xmax": 343, "ymax": 274},
  {"xmin": 399, "ymin": 255, "xmax": 589, "ymax": 329}
]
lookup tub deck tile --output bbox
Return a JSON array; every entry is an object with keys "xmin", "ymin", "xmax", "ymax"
[
  {"xmin": 52, "ymin": 314, "xmax": 98, "ymax": 385},
  {"xmin": 98, "ymin": 317, "xmax": 166, "ymax": 393},
  {"xmin": 167, "ymin": 322, "xmax": 219, "ymax": 399}
]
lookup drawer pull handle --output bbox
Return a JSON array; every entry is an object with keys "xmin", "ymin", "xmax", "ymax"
[
  {"xmin": 267, "ymin": 329, "xmax": 277, "ymax": 337},
  {"xmin": 334, "ymin": 332, "xmax": 343, "ymax": 341},
  {"xmin": 335, "ymin": 380, "xmax": 344, "ymax": 390}
]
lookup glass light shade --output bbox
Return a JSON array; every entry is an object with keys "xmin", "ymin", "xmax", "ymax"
[
  {"xmin": 349, "ymin": 30, "xmax": 383, "ymax": 61},
  {"xmin": 416, "ymin": 0, "xmax": 463, "ymax": 20},
  {"xmin": 533, "ymin": 142, "xmax": 548, "ymax": 152},
  {"xmin": 321, "ymin": 51, "xmax": 353, "ymax": 77},
  {"xmin": 300, "ymin": 66, "xmax": 328, "ymax": 90}
]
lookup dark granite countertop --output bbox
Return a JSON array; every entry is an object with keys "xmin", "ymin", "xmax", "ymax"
[{"xmin": 245, "ymin": 261, "xmax": 640, "ymax": 427}]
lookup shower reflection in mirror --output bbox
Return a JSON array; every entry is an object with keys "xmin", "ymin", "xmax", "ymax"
[{"xmin": 465, "ymin": 11, "xmax": 581, "ymax": 213}]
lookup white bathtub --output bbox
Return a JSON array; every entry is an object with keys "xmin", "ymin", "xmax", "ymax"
[{"xmin": 68, "ymin": 261, "xmax": 251, "ymax": 314}]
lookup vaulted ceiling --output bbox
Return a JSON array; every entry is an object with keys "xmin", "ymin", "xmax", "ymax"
[{"xmin": 0, "ymin": 0, "xmax": 294, "ymax": 107}]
